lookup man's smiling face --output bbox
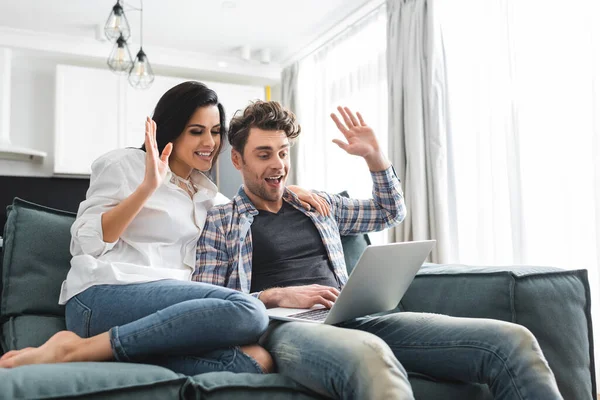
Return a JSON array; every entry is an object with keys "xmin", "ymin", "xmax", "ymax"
[{"xmin": 234, "ymin": 127, "xmax": 290, "ymax": 203}]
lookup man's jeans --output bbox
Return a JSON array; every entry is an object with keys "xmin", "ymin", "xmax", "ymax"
[
  {"xmin": 262, "ymin": 312, "xmax": 563, "ymax": 400},
  {"xmin": 65, "ymin": 280, "xmax": 268, "ymax": 375}
]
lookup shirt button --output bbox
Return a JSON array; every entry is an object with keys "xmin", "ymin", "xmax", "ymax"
[{"xmin": 239, "ymin": 238, "xmax": 244, "ymax": 243}]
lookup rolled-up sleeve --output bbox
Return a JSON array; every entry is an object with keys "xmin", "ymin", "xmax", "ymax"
[
  {"xmin": 70, "ymin": 158, "xmax": 131, "ymax": 258},
  {"xmin": 318, "ymin": 165, "xmax": 406, "ymax": 235},
  {"xmin": 193, "ymin": 209, "xmax": 230, "ymax": 287}
]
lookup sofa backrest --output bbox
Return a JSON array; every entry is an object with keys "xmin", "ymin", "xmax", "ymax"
[
  {"xmin": 402, "ymin": 264, "xmax": 597, "ymax": 400},
  {"xmin": 1, "ymin": 198, "xmax": 75, "ymax": 351}
]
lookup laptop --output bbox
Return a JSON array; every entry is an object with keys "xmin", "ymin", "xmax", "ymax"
[{"xmin": 266, "ymin": 240, "xmax": 436, "ymax": 324}]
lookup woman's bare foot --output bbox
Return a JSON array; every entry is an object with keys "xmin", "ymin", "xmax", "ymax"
[
  {"xmin": 0, "ymin": 347, "xmax": 35, "ymax": 362},
  {"xmin": 0, "ymin": 331, "xmax": 113, "ymax": 368},
  {"xmin": 240, "ymin": 344, "xmax": 275, "ymax": 373}
]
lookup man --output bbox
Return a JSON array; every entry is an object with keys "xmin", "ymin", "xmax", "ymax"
[{"xmin": 195, "ymin": 101, "xmax": 562, "ymax": 399}]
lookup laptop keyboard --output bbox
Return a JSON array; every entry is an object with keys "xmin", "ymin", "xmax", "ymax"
[{"xmin": 288, "ymin": 308, "xmax": 330, "ymax": 322}]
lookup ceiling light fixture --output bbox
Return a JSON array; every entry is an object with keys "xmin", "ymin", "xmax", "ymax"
[
  {"xmin": 104, "ymin": 0, "xmax": 154, "ymax": 89},
  {"xmin": 104, "ymin": 1, "xmax": 131, "ymax": 41},
  {"xmin": 107, "ymin": 33, "xmax": 133, "ymax": 73}
]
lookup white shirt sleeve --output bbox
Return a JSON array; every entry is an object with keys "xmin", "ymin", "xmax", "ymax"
[{"xmin": 70, "ymin": 157, "xmax": 133, "ymax": 258}]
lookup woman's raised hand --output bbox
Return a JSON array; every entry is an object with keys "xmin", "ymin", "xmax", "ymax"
[{"xmin": 143, "ymin": 117, "xmax": 173, "ymax": 191}]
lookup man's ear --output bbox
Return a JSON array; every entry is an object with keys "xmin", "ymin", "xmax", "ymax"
[{"xmin": 231, "ymin": 148, "xmax": 243, "ymax": 171}]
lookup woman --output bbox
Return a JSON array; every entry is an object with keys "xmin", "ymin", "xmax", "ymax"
[{"xmin": 0, "ymin": 81, "xmax": 327, "ymax": 374}]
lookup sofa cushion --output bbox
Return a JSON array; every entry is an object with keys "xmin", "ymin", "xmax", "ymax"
[
  {"xmin": 0, "ymin": 362, "xmax": 325, "ymax": 400},
  {"xmin": 1, "ymin": 315, "xmax": 66, "ymax": 350},
  {"xmin": 1, "ymin": 198, "xmax": 75, "ymax": 351},
  {"xmin": 184, "ymin": 371, "xmax": 494, "ymax": 400},
  {"xmin": 338, "ymin": 191, "xmax": 371, "ymax": 274},
  {"xmin": 0, "ymin": 362, "xmax": 187, "ymax": 399},
  {"xmin": 183, "ymin": 372, "xmax": 322, "ymax": 399},
  {"xmin": 0, "ymin": 243, "xmax": 3, "ymax": 358},
  {"xmin": 409, "ymin": 373, "xmax": 492, "ymax": 400},
  {"xmin": 402, "ymin": 263, "xmax": 596, "ymax": 400},
  {"xmin": 340, "ymin": 233, "xmax": 371, "ymax": 275}
]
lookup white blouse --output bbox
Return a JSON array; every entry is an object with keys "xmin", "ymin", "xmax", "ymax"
[{"xmin": 58, "ymin": 148, "xmax": 228, "ymax": 305}]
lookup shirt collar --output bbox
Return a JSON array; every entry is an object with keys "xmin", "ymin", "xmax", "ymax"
[
  {"xmin": 232, "ymin": 186, "xmax": 258, "ymax": 216},
  {"xmin": 233, "ymin": 186, "xmax": 304, "ymax": 217},
  {"xmin": 165, "ymin": 169, "xmax": 219, "ymax": 199}
]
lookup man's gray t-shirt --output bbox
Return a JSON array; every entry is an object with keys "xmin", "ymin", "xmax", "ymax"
[{"xmin": 250, "ymin": 201, "xmax": 341, "ymax": 293}]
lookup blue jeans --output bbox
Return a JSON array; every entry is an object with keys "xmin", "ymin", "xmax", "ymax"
[
  {"xmin": 262, "ymin": 312, "xmax": 563, "ymax": 400},
  {"xmin": 65, "ymin": 280, "xmax": 269, "ymax": 375}
]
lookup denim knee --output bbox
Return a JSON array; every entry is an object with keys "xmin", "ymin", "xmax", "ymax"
[
  {"xmin": 490, "ymin": 321, "xmax": 549, "ymax": 371},
  {"xmin": 325, "ymin": 330, "xmax": 406, "ymax": 380},
  {"xmin": 232, "ymin": 293, "xmax": 269, "ymax": 342},
  {"xmin": 497, "ymin": 322, "xmax": 539, "ymax": 353},
  {"xmin": 340, "ymin": 331, "xmax": 411, "ymax": 399},
  {"xmin": 360, "ymin": 333, "xmax": 407, "ymax": 371}
]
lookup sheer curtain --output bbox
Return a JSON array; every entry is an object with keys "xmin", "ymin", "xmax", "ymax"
[
  {"xmin": 281, "ymin": 62, "xmax": 300, "ymax": 186},
  {"xmin": 385, "ymin": 0, "xmax": 454, "ymax": 262},
  {"xmin": 440, "ymin": 0, "xmax": 600, "ymax": 381},
  {"xmin": 439, "ymin": 0, "xmax": 523, "ymax": 265},
  {"xmin": 295, "ymin": 6, "xmax": 388, "ymax": 243}
]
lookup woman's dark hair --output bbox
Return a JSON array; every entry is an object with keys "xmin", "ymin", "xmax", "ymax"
[
  {"xmin": 228, "ymin": 100, "xmax": 300, "ymax": 156},
  {"xmin": 142, "ymin": 81, "xmax": 226, "ymax": 170}
]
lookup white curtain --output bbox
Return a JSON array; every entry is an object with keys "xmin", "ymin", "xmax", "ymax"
[
  {"xmin": 439, "ymin": 0, "xmax": 524, "ymax": 265},
  {"xmin": 295, "ymin": 6, "xmax": 389, "ymax": 243},
  {"xmin": 386, "ymin": 0, "xmax": 455, "ymax": 262},
  {"xmin": 281, "ymin": 63, "xmax": 300, "ymax": 185},
  {"xmin": 439, "ymin": 0, "xmax": 600, "ymax": 382}
]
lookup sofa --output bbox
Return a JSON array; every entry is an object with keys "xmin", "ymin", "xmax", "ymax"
[{"xmin": 0, "ymin": 197, "xmax": 595, "ymax": 399}]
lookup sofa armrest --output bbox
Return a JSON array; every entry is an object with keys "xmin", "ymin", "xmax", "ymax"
[{"xmin": 400, "ymin": 263, "xmax": 595, "ymax": 400}]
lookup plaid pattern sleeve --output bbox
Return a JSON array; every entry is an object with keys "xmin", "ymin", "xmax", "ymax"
[
  {"xmin": 193, "ymin": 206, "xmax": 232, "ymax": 286},
  {"xmin": 319, "ymin": 165, "xmax": 406, "ymax": 236}
]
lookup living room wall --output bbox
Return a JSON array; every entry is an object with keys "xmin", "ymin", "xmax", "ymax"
[
  {"xmin": 0, "ymin": 48, "xmax": 281, "ymax": 220},
  {"xmin": 1, "ymin": 48, "xmax": 277, "ymax": 176},
  {"xmin": 1, "ymin": 50, "xmax": 59, "ymax": 177}
]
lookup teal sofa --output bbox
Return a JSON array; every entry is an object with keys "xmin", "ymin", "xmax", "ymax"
[{"xmin": 0, "ymin": 198, "xmax": 596, "ymax": 399}]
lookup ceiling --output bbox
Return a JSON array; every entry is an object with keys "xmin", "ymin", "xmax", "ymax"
[{"xmin": 0, "ymin": 0, "xmax": 375, "ymax": 65}]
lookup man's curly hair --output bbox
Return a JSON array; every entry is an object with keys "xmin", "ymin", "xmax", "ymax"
[{"xmin": 228, "ymin": 101, "xmax": 301, "ymax": 155}]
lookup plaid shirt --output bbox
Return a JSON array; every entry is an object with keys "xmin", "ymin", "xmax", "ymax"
[{"xmin": 193, "ymin": 166, "xmax": 405, "ymax": 297}]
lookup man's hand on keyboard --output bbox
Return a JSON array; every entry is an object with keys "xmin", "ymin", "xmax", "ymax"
[{"xmin": 258, "ymin": 285, "xmax": 340, "ymax": 309}]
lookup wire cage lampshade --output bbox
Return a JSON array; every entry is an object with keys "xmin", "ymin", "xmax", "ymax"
[
  {"xmin": 129, "ymin": 48, "xmax": 155, "ymax": 89},
  {"xmin": 104, "ymin": 0, "xmax": 154, "ymax": 89},
  {"xmin": 104, "ymin": 1, "xmax": 131, "ymax": 41},
  {"xmin": 107, "ymin": 34, "xmax": 133, "ymax": 74}
]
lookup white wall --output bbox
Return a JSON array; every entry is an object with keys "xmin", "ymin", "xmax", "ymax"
[
  {"xmin": 1, "ymin": 51, "xmax": 57, "ymax": 176},
  {"xmin": 270, "ymin": 83, "xmax": 282, "ymax": 103},
  {"xmin": 0, "ymin": 49, "xmax": 277, "ymax": 181}
]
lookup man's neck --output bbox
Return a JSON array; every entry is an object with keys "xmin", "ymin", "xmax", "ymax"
[{"xmin": 243, "ymin": 187, "xmax": 283, "ymax": 213}]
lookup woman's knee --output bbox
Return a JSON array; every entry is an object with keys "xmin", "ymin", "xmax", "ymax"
[{"xmin": 231, "ymin": 294, "xmax": 269, "ymax": 341}]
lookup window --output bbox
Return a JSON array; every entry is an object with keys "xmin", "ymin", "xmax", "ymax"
[
  {"xmin": 441, "ymin": 0, "xmax": 600, "ymax": 378},
  {"xmin": 295, "ymin": 7, "xmax": 389, "ymax": 243}
]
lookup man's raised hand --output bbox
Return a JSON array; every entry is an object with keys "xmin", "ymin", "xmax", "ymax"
[{"xmin": 330, "ymin": 106, "xmax": 390, "ymax": 171}]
